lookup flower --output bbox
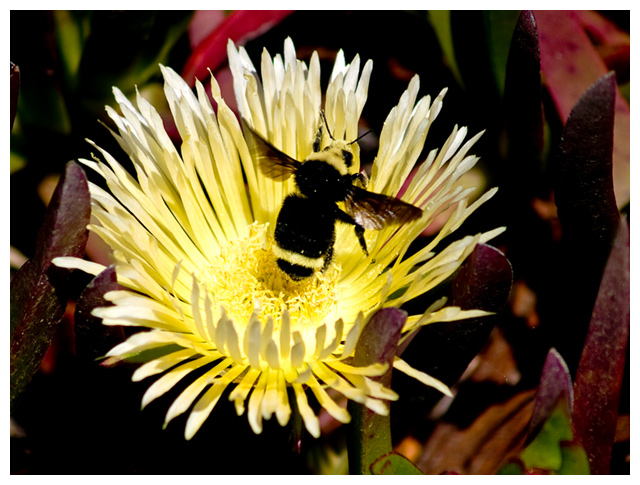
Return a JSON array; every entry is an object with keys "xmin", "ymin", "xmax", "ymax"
[{"xmin": 55, "ymin": 37, "xmax": 503, "ymax": 440}]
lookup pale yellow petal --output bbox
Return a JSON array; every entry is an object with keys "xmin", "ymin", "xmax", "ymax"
[
  {"xmin": 292, "ymin": 382, "xmax": 319, "ymax": 438},
  {"xmin": 393, "ymin": 357, "xmax": 452, "ymax": 397},
  {"xmin": 141, "ymin": 356, "xmax": 216, "ymax": 409},
  {"xmin": 184, "ymin": 363, "xmax": 246, "ymax": 440}
]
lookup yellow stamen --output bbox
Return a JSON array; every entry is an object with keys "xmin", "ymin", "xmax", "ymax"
[{"xmin": 198, "ymin": 223, "xmax": 341, "ymax": 332}]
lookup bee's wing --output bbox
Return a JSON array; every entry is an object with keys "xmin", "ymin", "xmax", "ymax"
[
  {"xmin": 243, "ymin": 121, "xmax": 301, "ymax": 181},
  {"xmin": 345, "ymin": 186, "xmax": 423, "ymax": 230}
]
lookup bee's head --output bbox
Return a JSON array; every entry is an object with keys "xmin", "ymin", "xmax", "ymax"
[
  {"xmin": 304, "ymin": 138, "xmax": 356, "ymax": 179},
  {"xmin": 319, "ymin": 139, "xmax": 356, "ymax": 174},
  {"xmin": 312, "ymin": 110, "xmax": 370, "ymax": 174}
]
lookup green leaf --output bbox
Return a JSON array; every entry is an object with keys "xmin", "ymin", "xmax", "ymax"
[
  {"xmin": 10, "ymin": 62, "xmax": 19, "ymax": 131},
  {"xmin": 370, "ymin": 452, "xmax": 423, "ymax": 475},
  {"xmin": 520, "ymin": 402, "xmax": 573, "ymax": 471},
  {"xmin": 450, "ymin": 11, "xmax": 498, "ymax": 102},
  {"xmin": 499, "ymin": 400, "xmax": 590, "ymax": 474},
  {"xmin": 347, "ymin": 308, "xmax": 406, "ymax": 475},
  {"xmin": 498, "ymin": 348, "xmax": 590, "ymax": 475},
  {"xmin": 10, "ymin": 148, "xmax": 26, "ymax": 174},
  {"xmin": 77, "ymin": 11, "xmax": 193, "ymax": 99},
  {"xmin": 497, "ymin": 461, "xmax": 525, "ymax": 475},
  {"xmin": 483, "ymin": 11, "xmax": 520, "ymax": 96},
  {"xmin": 558, "ymin": 443, "xmax": 591, "ymax": 475},
  {"xmin": 427, "ymin": 11, "xmax": 463, "ymax": 87},
  {"xmin": 498, "ymin": 348, "xmax": 589, "ymax": 475},
  {"xmin": 53, "ymin": 10, "xmax": 90, "ymax": 91},
  {"xmin": 16, "ymin": 69, "xmax": 72, "ymax": 135},
  {"xmin": 10, "ymin": 162, "xmax": 90, "ymax": 409}
]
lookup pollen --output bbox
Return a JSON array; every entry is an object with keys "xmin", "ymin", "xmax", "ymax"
[{"xmin": 198, "ymin": 223, "xmax": 342, "ymax": 332}]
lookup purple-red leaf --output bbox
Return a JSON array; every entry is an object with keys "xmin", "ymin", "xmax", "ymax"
[
  {"xmin": 575, "ymin": 11, "xmax": 630, "ymax": 47},
  {"xmin": 33, "ymin": 165, "xmax": 91, "ymax": 269},
  {"xmin": 391, "ymin": 244, "xmax": 513, "ymax": 440},
  {"xmin": 74, "ymin": 266, "xmax": 124, "ymax": 361},
  {"xmin": 403, "ymin": 244, "xmax": 512, "ymax": 383},
  {"xmin": 572, "ymin": 218, "xmax": 629, "ymax": 474},
  {"xmin": 181, "ymin": 10, "xmax": 293, "ymax": 85},
  {"xmin": 534, "ymin": 10, "xmax": 629, "ymax": 207},
  {"xmin": 551, "ymin": 72, "xmax": 621, "ymax": 370},
  {"xmin": 527, "ymin": 348, "xmax": 573, "ymax": 439},
  {"xmin": 575, "ymin": 11, "xmax": 630, "ymax": 84},
  {"xmin": 450, "ymin": 243, "xmax": 513, "ymax": 313},
  {"xmin": 555, "ymin": 72, "xmax": 620, "ymax": 242},
  {"xmin": 347, "ymin": 307, "xmax": 406, "ymax": 474},
  {"xmin": 188, "ymin": 11, "xmax": 227, "ymax": 50},
  {"xmin": 10, "ymin": 161, "xmax": 90, "ymax": 407}
]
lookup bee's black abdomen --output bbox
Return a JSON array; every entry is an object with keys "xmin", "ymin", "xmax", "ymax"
[
  {"xmin": 276, "ymin": 259, "xmax": 314, "ymax": 280},
  {"xmin": 274, "ymin": 194, "xmax": 338, "ymax": 279},
  {"xmin": 275, "ymin": 195, "xmax": 336, "ymax": 255}
]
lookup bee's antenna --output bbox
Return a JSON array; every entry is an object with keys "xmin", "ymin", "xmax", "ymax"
[
  {"xmin": 321, "ymin": 110, "xmax": 334, "ymax": 140},
  {"xmin": 349, "ymin": 129, "xmax": 373, "ymax": 145}
]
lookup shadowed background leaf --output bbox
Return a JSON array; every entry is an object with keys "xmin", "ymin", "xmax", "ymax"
[{"xmin": 534, "ymin": 10, "xmax": 629, "ymax": 208}]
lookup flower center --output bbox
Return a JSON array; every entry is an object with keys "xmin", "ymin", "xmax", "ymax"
[{"xmin": 199, "ymin": 223, "xmax": 341, "ymax": 331}]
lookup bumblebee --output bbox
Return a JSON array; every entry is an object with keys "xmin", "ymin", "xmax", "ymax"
[{"xmin": 244, "ymin": 115, "xmax": 423, "ymax": 281}]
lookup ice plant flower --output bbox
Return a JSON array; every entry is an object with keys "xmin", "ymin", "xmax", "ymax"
[{"xmin": 55, "ymin": 37, "xmax": 503, "ymax": 440}]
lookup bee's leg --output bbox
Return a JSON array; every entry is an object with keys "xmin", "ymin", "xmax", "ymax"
[
  {"xmin": 354, "ymin": 224, "xmax": 368, "ymax": 256},
  {"xmin": 351, "ymin": 172, "xmax": 368, "ymax": 188},
  {"xmin": 335, "ymin": 208, "xmax": 369, "ymax": 255},
  {"xmin": 313, "ymin": 121, "xmax": 324, "ymax": 152},
  {"xmin": 322, "ymin": 245, "xmax": 334, "ymax": 271}
]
